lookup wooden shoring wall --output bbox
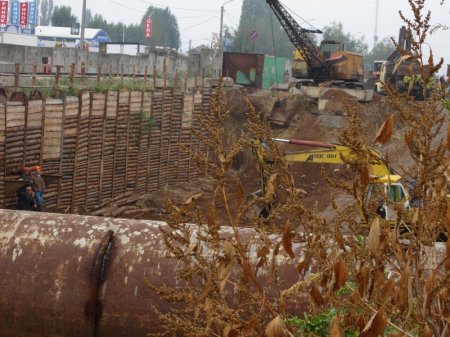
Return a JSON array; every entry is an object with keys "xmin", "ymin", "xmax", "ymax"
[{"xmin": 1, "ymin": 83, "xmax": 216, "ymax": 212}]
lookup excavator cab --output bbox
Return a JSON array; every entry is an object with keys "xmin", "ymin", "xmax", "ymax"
[
  {"xmin": 364, "ymin": 175, "xmax": 410, "ymax": 221},
  {"xmin": 320, "ymin": 40, "xmax": 343, "ymax": 58}
]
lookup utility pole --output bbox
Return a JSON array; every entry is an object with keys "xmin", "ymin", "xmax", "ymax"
[
  {"xmin": 219, "ymin": 5, "xmax": 224, "ymax": 50},
  {"xmin": 80, "ymin": 0, "xmax": 86, "ymax": 49},
  {"xmin": 219, "ymin": 0, "xmax": 234, "ymax": 50},
  {"xmin": 373, "ymin": 0, "xmax": 379, "ymax": 49}
]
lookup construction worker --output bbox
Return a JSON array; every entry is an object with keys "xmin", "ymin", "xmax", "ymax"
[
  {"xmin": 31, "ymin": 165, "xmax": 46, "ymax": 212},
  {"xmin": 17, "ymin": 185, "xmax": 37, "ymax": 211}
]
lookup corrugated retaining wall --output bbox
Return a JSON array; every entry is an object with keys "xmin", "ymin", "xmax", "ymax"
[{"xmin": 0, "ymin": 84, "xmax": 214, "ymax": 211}]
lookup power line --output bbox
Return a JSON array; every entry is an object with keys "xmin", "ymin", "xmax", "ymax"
[
  {"xmin": 280, "ymin": 0, "xmax": 321, "ymax": 32},
  {"xmin": 109, "ymin": 0, "xmax": 218, "ymax": 21},
  {"xmin": 182, "ymin": 16, "xmax": 219, "ymax": 31},
  {"xmin": 132, "ymin": 0, "xmax": 216, "ymax": 13},
  {"xmin": 224, "ymin": 11, "xmax": 239, "ymax": 28}
]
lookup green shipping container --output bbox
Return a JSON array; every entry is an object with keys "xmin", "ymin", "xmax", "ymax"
[{"xmin": 262, "ymin": 55, "xmax": 287, "ymax": 90}]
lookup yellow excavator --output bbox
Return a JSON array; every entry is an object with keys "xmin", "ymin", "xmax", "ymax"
[{"xmin": 252, "ymin": 138, "xmax": 412, "ymax": 224}]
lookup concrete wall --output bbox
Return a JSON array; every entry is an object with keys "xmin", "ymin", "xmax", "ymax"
[{"xmin": 0, "ymin": 44, "xmax": 224, "ymax": 78}]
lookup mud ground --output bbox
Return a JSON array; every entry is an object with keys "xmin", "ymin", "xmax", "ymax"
[{"xmin": 125, "ymin": 87, "xmax": 417, "ymax": 225}]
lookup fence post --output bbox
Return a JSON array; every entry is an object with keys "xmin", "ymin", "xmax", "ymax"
[
  {"xmin": 144, "ymin": 65, "xmax": 148, "ymax": 88},
  {"xmin": 32, "ymin": 64, "xmax": 37, "ymax": 87},
  {"xmin": 109, "ymin": 64, "xmax": 112, "ymax": 79},
  {"xmin": 120, "ymin": 64, "xmax": 124, "ymax": 83},
  {"xmin": 174, "ymin": 72, "xmax": 178, "ymax": 91},
  {"xmin": 97, "ymin": 63, "xmax": 101, "ymax": 84},
  {"xmin": 54, "ymin": 65, "xmax": 61, "ymax": 97},
  {"xmin": 132, "ymin": 64, "xmax": 136, "ymax": 82},
  {"xmin": 163, "ymin": 59, "xmax": 167, "ymax": 88},
  {"xmin": 153, "ymin": 64, "xmax": 157, "ymax": 87},
  {"xmin": 70, "ymin": 63, "xmax": 75, "ymax": 85},
  {"xmin": 80, "ymin": 61, "xmax": 85, "ymax": 85},
  {"xmin": 14, "ymin": 63, "xmax": 19, "ymax": 88},
  {"xmin": 184, "ymin": 72, "xmax": 188, "ymax": 93}
]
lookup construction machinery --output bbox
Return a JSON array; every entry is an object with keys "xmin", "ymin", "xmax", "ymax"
[
  {"xmin": 374, "ymin": 26, "xmax": 426, "ymax": 99},
  {"xmin": 252, "ymin": 138, "xmax": 412, "ymax": 224},
  {"xmin": 266, "ymin": 0, "xmax": 365, "ymax": 87}
]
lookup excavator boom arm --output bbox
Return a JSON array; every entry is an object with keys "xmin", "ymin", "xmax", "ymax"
[{"xmin": 266, "ymin": 0, "xmax": 323, "ymax": 69}]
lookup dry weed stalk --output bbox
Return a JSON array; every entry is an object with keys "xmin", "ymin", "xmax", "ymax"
[{"xmin": 149, "ymin": 1, "xmax": 449, "ymax": 336}]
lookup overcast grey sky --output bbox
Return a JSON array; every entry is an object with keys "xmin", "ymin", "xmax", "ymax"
[{"xmin": 54, "ymin": 0, "xmax": 450, "ymax": 67}]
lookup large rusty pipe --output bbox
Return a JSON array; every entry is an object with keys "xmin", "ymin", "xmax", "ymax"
[{"xmin": 0, "ymin": 209, "xmax": 303, "ymax": 337}]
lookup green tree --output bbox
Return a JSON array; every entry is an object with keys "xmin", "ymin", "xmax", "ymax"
[
  {"xmin": 233, "ymin": 0, "xmax": 300, "ymax": 57},
  {"xmin": 84, "ymin": 9, "xmax": 93, "ymax": 27},
  {"xmin": 322, "ymin": 21, "xmax": 369, "ymax": 54},
  {"xmin": 119, "ymin": 6, "xmax": 181, "ymax": 49},
  {"xmin": 364, "ymin": 37, "xmax": 395, "ymax": 70},
  {"xmin": 39, "ymin": 0, "xmax": 53, "ymax": 26},
  {"xmin": 51, "ymin": 5, "xmax": 77, "ymax": 27}
]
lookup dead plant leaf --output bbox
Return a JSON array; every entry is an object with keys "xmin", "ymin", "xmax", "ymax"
[
  {"xmin": 360, "ymin": 310, "xmax": 387, "ymax": 337},
  {"xmin": 256, "ymin": 246, "xmax": 270, "ymax": 270},
  {"xmin": 356, "ymin": 262, "xmax": 370, "ymax": 298},
  {"xmin": 236, "ymin": 179, "xmax": 245, "ymax": 211},
  {"xmin": 423, "ymin": 325, "xmax": 433, "ymax": 337},
  {"xmin": 218, "ymin": 242, "xmax": 235, "ymax": 293},
  {"xmin": 207, "ymin": 201, "xmax": 217, "ymax": 229},
  {"xmin": 265, "ymin": 316, "xmax": 288, "ymax": 337},
  {"xmin": 310, "ymin": 284, "xmax": 324, "ymax": 305},
  {"xmin": 334, "ymin": 259, "xmax": 348, "ymax": 291},
  {"xmin": 265, "ymin": 173, "xmax": 278, "ymax": 201},
  {"xmin": 359, "ymin": 165, "xmax": 370, "ymax": 187},
  {"xmin": 447, "ymin": 123, "xmax": 450, "ymax": 151},
  {"xmin": 374, "ymin": 114, "xmax": 394, "ymax": 145},
  {"xmin": 405, "ymin": 129, "xmax": 417, "ymax": 149},
  {"xmin": 183, "ymin": 192, "xmax": 203, "ymax": 205},
  {"xmin": 446, "ymin": 240, "xmax": 450, "ymax": 271},
  {"xmin": 282, "ymin": 220, "xmax": 295, "ymax": 259},
  {"xmin": 442, "ymin": 200, "xmax": 450, "ymax": 232},
  {"xmin": 397, "ymin": 264, "xmax": 410, "ymax": 311},
  {"xmin": 223, "ymin": 325, "xmax": 239, "ymax": 337},
  {"xmin": 381, "ymin": 278, "xmax": 395, "ymax": 299},
  {"xmin": 296, "ymin": 256, "xmax": 309, "ymax": 275},
  {"xmin": 242, "ymin": 258, "xmax": 252, "ymax": 283},
  {"xmin": 329, "ymin": 315, "xmax": 343, "ymax": 337},
  {"xmin": 368, "ymin": 217, "xmax": 381, "ymax": 256}
]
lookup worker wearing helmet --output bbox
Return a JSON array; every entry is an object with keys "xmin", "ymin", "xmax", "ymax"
[{"xmin": 31, "ymin": 165, "xmax": 46, "ymax": 212}]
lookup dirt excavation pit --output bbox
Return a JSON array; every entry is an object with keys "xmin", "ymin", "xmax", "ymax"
[{"xmin": 91, "ymin": 88, "xmax": 410, "ymax": 224}]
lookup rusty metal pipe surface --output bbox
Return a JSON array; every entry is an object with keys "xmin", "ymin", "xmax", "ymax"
[
  {"xmin": 0, "ymin": 209, "xmax": 303, "ymax": 336},
  {"xmin": 1, "ymin": 209, "xmax": 446, "ymax": 336}
]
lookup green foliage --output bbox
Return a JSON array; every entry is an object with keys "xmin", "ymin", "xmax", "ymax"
[
  {"xmin": 139, "ymin": 7, "xmax": 180, "ymax": 49},
  {"xmin": 285, "ymin": 310, "xmax": 335, "ymax": 337},
  {"xmin": 233, "ymin": 0, "xmax": 302, "ymax": 57},
  {"xmin": 85, "ymin": 7, "xmax": 180, "ymax": 49},
  {"xmin": 442, "ymin": 99, "xmax": 450, "ymax": 112},
  {"xmin": 365, "ymin": 37, "xmax": 395, "ymax": 70},
  {"xmin": 51, "ymin": 5, "xmax": 77, "ymax": 27},
  {"xmin": 285, "ymin": 310, "xmax": 360, "ymax": 337},
  {"xmin": 322, "ymin": 21, "xmax": 369, "ymax": 54},
  {"xmin": 39, "ymin": 0, "xmax": 54, "ymax": 26}
]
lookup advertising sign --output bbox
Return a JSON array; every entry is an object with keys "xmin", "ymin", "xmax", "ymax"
[
  {"xmin": 0, "ymin": 1, "xmax": 8, "ymax": 25},
  {"xmin": 19, "ymin": 2, "xmax": 28, "ymax": 26},
  {"xmin": 28, "ymin": 1, "xmax": 36, "ymax": 25},
  {"xmin": 144, "ymin": 17, "xmax": 152, "ymax": 39},
  {"xmin": 71, "ymin": 22, "xmax": 80, "ymax": 35},
  {"xmin": 10, "ymin": 1, "xmax": 19, "ymax": 25},
  {"xmin": 211, "ymin": 32, "xmax": 217, "ymax": 48}
]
